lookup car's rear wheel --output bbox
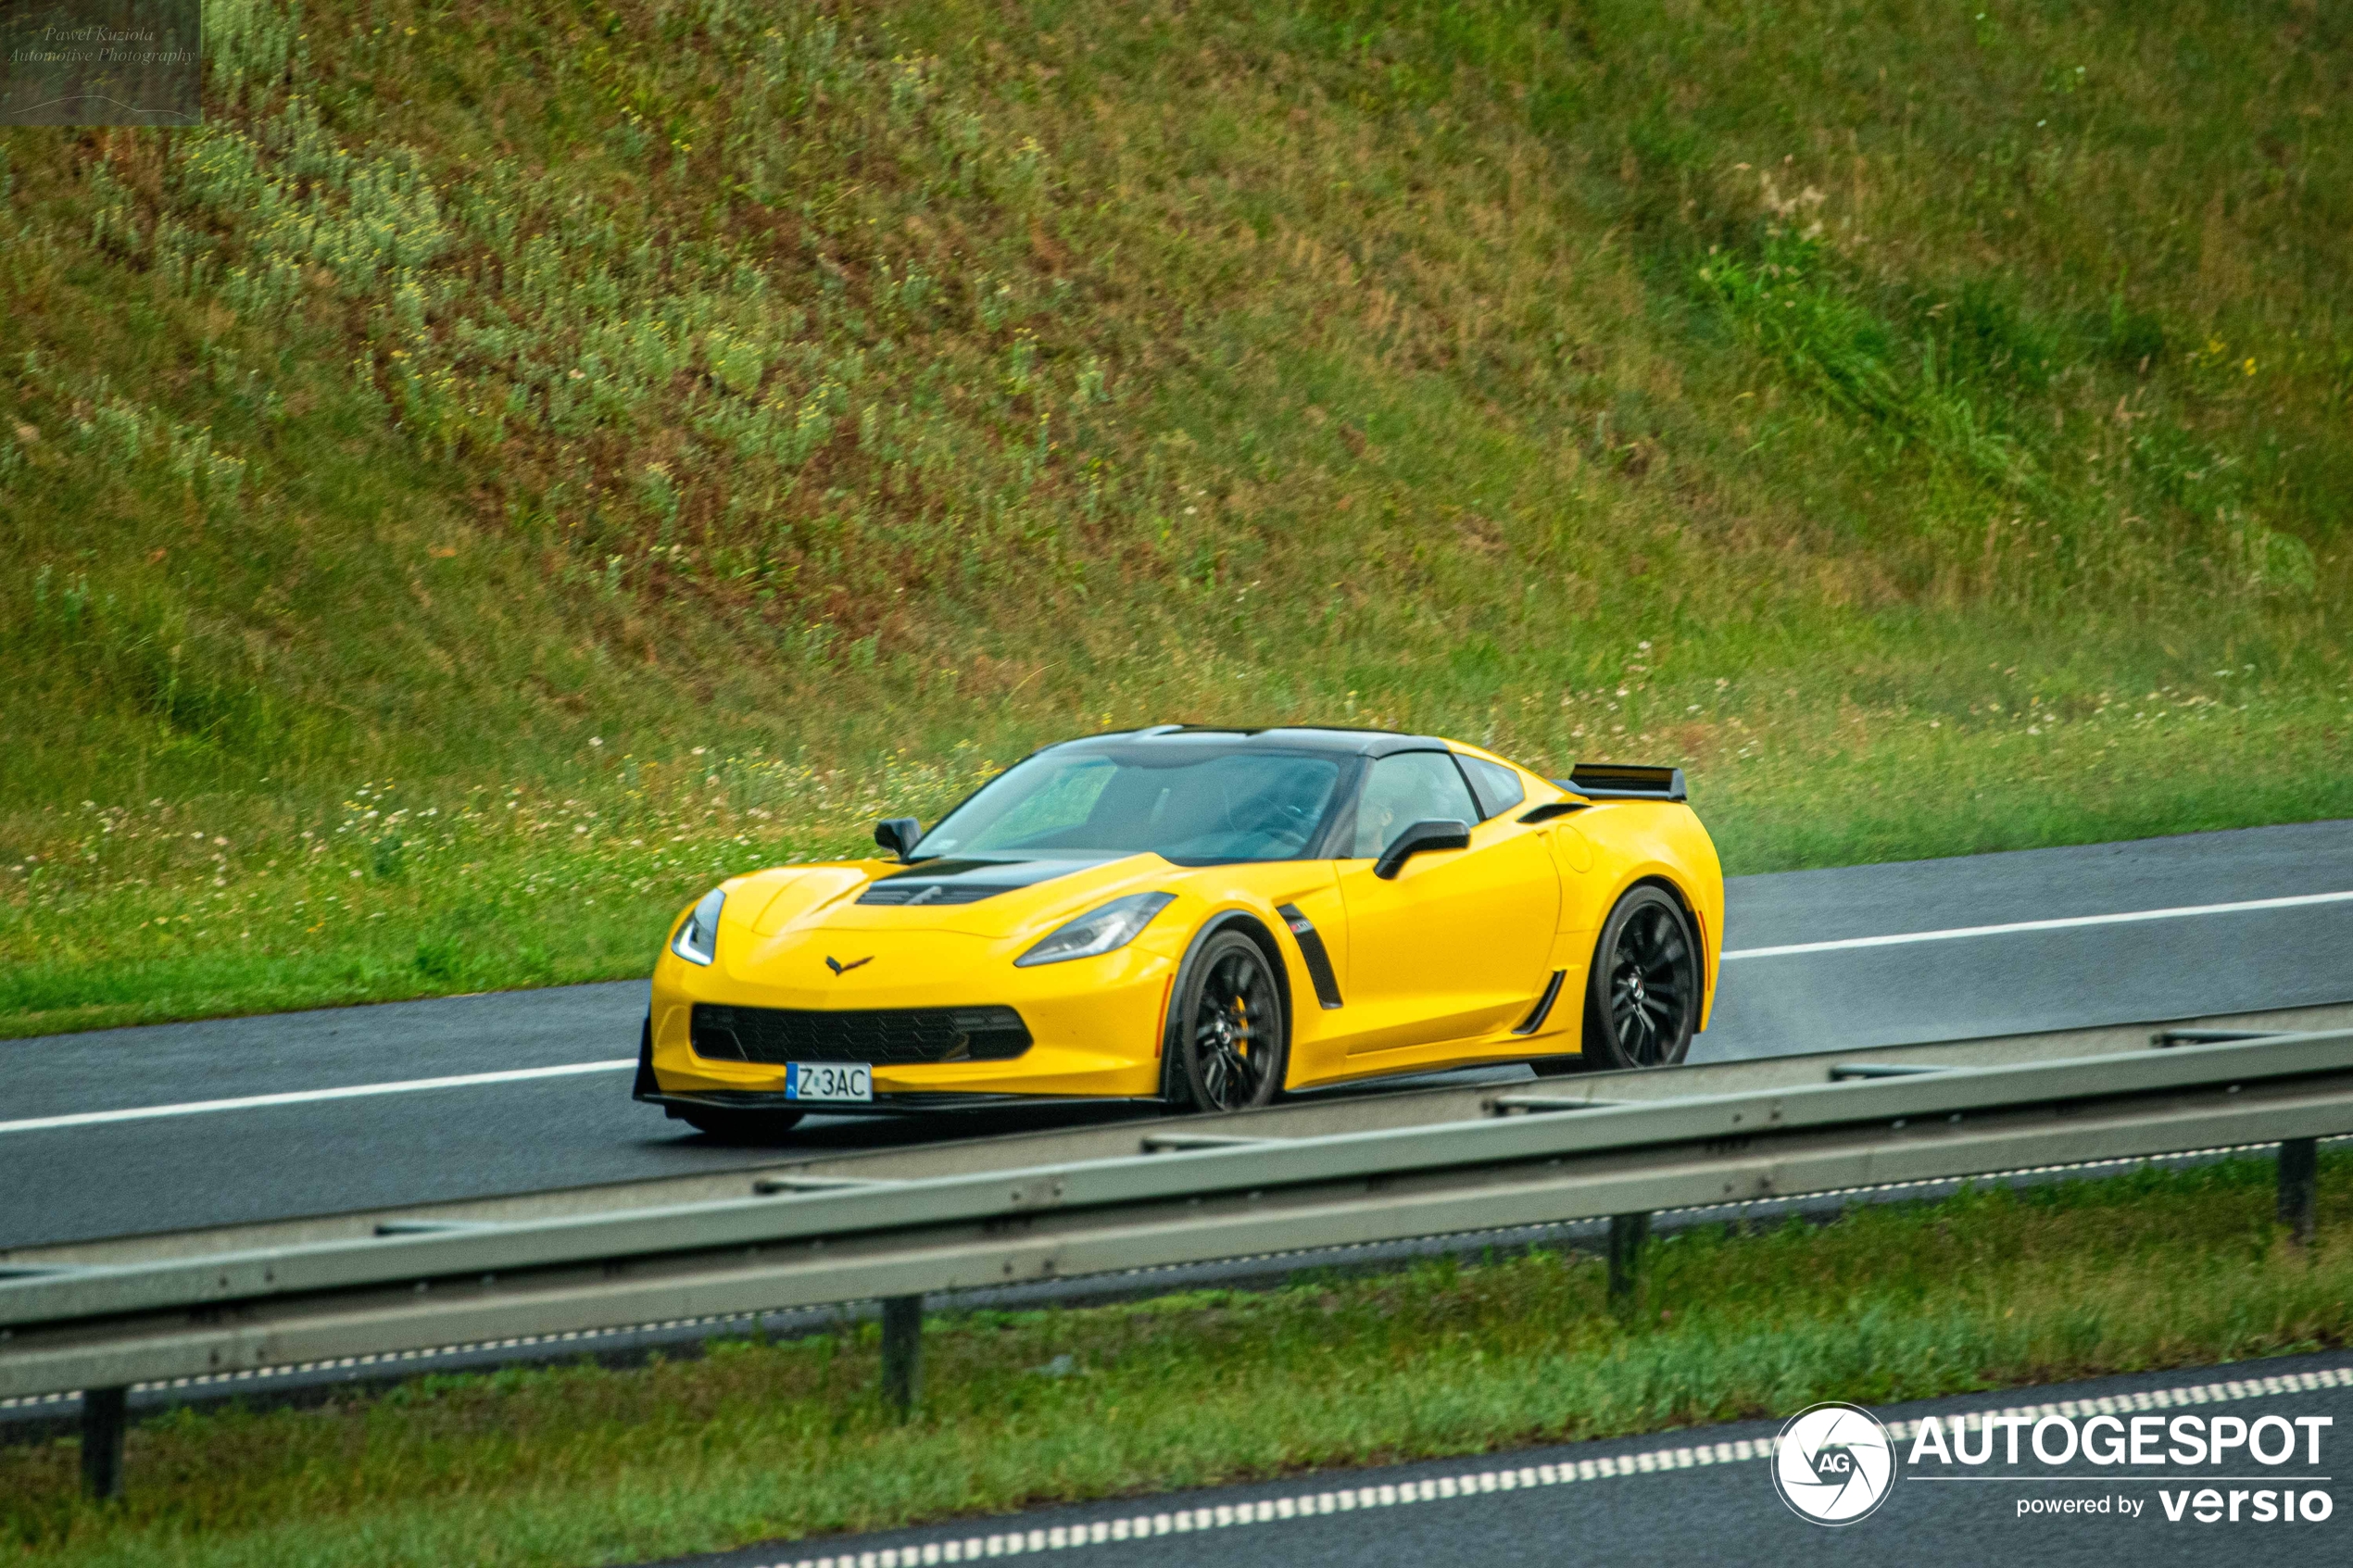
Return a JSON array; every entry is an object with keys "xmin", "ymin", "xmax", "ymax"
[
  {"xmin": 677, "ymin": 1106, "xmax": 806, "ymax": 1141},
  {"xmin": 1581, "ymin": 885, "xmax": 1701, "ymax": 1070},
  {"xmin": 1172, "ymin": 931, "xmax": 1287, "ymax": 1112}
]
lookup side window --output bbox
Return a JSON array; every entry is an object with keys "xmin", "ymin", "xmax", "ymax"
[
  {"xmin": 1460, "ymin": 757, "xmax": 1527, "ymax": 820},
  {"xmin": 1350, "ymin": 752, "xmax": 1480, "ymax": 858}
]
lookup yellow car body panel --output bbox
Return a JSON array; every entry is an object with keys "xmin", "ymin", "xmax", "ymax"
[{"xmin": 644, "ymin": 731, "xmax": 1723, "ymax": 1112}]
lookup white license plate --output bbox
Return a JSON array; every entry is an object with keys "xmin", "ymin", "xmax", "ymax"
[{"xmin": 785, "ymin": 1062, "xmax": 873, "ymax": 1103}]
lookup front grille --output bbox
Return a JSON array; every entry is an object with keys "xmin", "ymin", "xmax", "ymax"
[{"xmin": 690, "ymin": 1002, "xmax": 1032, "ymax": 1066}]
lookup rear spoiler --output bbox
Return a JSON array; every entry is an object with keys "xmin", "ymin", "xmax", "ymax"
[{"xmin": 1554, "ymin": 763, "xmax": 1687, "ymax": 802}]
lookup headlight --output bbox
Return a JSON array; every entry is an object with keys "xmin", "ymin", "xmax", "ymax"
[
  {"xmin": 1013, "ymin": 892, "xmax": 1176, "ymax": 968},
  {"xmin": 672, "ymin": 888, "xmax": 725, "ymax": 966}
]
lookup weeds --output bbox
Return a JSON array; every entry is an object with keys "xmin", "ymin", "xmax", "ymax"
[{"xmin": 3, "ymin": 0, "xmax": 2348, "ymax": 1031}]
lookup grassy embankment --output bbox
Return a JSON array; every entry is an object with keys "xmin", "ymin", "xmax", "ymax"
[
  {"xmin": 6, "ymin": 1154, "xmax": 2350, "ymax": 1565},
  {"xmin": 5, "ymin": 0, "xmax": 2349, "ymax": 1037}
]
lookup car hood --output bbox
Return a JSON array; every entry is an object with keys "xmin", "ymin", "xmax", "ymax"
[{"xmin": 732, "ymin": 853, "xmax": 1177, "ymax": 943}]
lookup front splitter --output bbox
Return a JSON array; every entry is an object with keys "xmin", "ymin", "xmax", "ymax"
[{"xmin": 636, "ymin": 1089, "xmax": 1164, "ymax": 1119}]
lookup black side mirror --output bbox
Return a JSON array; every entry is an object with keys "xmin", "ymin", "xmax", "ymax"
[
  {"xmin": 874, "ymin": 817, "xmax": 922, "ymax": 862},
  {"xmin": 1373, "ymin": 818, "xmax": 1471, "ymax": 880}
]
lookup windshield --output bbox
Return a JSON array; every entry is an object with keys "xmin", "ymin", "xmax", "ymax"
[{"xmin": 914, "ymin": 746, "xmax": 1345, "ymax": 863}]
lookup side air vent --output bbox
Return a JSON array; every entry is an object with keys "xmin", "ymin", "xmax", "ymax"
[
  {"xmin": 1275, "ymin": 904, "xmax": 1343, "ymax": 1010},
  {"xmin": 1513, "ymin": 970, "xmax": 1568, "ymax": 1035}
]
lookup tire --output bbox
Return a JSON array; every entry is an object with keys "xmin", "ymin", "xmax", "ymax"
[
  {"xmin": 1170, "ymin": 930, "xmax": 1288, "ymax": 1112},
  {"xmin": 678, "ymin": 1107, "xmax": 806, "ymax": 1142},
  {"xmin": 1580, "ymin": 884, "xmax": 1701, "ymax": 1070}
]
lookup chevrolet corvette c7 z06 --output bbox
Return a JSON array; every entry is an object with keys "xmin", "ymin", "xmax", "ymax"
[{"xmin": 635, "ymin": 724, "xmax": 1722, "ymax": 1135}]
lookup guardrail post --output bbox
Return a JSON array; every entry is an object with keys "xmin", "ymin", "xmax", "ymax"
[
  {"xmin": 1606, "ymin": 1212, "xmax": 1650, "ymax": 1315},
  {"xmin": 880, "ymin": 1295, "xmax": 923, "ymax": 1417},
  {"xmin": 2279, "ymin": 1137, "xmax": 2319, "ymax": 1246},
  {"xmin": 81, "ymin": 1386, "xmax": 127, "ymax": 1501}
]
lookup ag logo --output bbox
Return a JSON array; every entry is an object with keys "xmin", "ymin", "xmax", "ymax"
[{"xmin": 1770, "ymin": 1402, "xmax": 1897, "ymax": 1525}]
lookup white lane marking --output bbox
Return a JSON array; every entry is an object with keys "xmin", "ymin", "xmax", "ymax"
[
  {"xmin": 1722, "ymin": 888, "xmax": 2353, "ymax": 960},
  {"xmin": 742, "ymin": 1367, "xmax": 2353, "ymax": 1564},
  {"xmin": 0, "ymin": 1060, "xmax": 636, "ymax": 1135}
]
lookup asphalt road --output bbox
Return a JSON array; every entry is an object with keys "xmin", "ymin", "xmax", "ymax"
[
  {"xmin": 662, "ymin": 1352, "xmax": 2353, "ymax": 1568},
  {"xmin": 5, "ymin": 820, "xmax": 2350, "ymax": 1249}
]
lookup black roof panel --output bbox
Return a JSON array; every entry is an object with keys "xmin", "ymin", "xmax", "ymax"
[{"xmin": 1048, "ymin": 724, "xmax": 1448, "ymax": 759}]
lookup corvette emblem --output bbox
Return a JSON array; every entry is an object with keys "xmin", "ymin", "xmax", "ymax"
[{"xmin": 824, "ymin": 955, "xmax": 873, "ymax": 976}]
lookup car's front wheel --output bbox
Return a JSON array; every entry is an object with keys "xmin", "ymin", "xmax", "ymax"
[
  {"xmin": 1581, "ymin": 884, "xmax": 1701, "ymax": 1069},
  {"xmin": 1171, "ymin": 930, "xmax": 1288, "ymax": 1112}
]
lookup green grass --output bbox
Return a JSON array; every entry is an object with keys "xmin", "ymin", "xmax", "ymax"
[
  {"xmin": 6, "ymin": 1155, "xmax": 2350, "ymax": 1566},
  {"xmin": 5, "ymin": 0, "xmax": 2351, "ymax": 1035}
]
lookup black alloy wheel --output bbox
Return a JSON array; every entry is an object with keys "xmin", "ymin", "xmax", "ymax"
[
  {"xmin": 1582, "ymin": 884, "xmax": 1701, "ymax": 1070},
  {"xmin": 1174, "ymin": 931, "xmax": 1288, "ymax": 1112}
]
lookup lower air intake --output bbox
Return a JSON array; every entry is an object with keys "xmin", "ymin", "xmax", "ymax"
[{"xmin": 690, "ymin": 1003, "xmax": 1032, "ymax": 1066}]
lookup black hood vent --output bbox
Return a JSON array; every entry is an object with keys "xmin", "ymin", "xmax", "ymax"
[{"xmin": 856, "ymin": 858, "xmax": 1088, "ymax": 907}]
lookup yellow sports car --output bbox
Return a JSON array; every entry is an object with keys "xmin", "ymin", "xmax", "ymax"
[{"xmin": 635, "ymin": 725, "xmax": 1722, "ymax": 1135}]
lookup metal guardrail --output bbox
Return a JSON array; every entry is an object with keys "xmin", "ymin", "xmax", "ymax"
[
  {"xmin": 7, "ymin": 1027, "xmax": 2349, "ymax": 1499},
  {"xmin": 18, "ymin": 1000, "xmax": 2351, "ymax": 1274}
]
